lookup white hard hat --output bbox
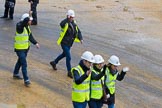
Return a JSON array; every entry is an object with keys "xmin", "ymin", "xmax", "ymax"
[
  {"xmin": 94, "ymin": 55, "xmax": 104, "ymax": 64},
  {"xmin": 67, "ymin": 9, "xmax": 75, "ymax": 17},
  {"xmin": 108, "ymin": 55, "xmax": 121, "ymax": 66},
  {"xmin": 21, "ymin": 13, "xmax": 33, "ymax": 21},
  {"xmin": 81, "ymin": 51, "xmax": 95, "ymax": 63}
]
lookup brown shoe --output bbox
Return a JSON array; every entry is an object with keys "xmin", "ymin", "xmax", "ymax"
[{"xmin": 50, "ymin": 61, "xmax": 57, "ymax": 70}]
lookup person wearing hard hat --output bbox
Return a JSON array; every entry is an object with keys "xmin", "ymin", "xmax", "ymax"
[
  {"xmin": 88, "ymin": 55, "xmax": 106, "ymax": 108},
  {"xmin": 104, "ymin": 55, "xmax": 129, "ymax": 108},
  {"xmin": 28, "ymin": 0, "xmax": 39, "ymax": 25},
  {"xmin": 71, "ymin": 51, "xmax": 94, "ymax": 108},
  {"xmin": 0, "ymin": 0, "xmax": 16, "ymax": 20},
  {"xmin": 13, "ymin": 13, "xmax": 40, "ymax": 87},
  {"xmin": 50, "ymin": 9, "xmax": 83, "ymax": 78}
]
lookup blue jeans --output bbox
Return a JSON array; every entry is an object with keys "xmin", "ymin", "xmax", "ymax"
[
  {"xmin": 13, "ymin": 50, "xmax": 29, "ymax": 82},
  {"xmin": 72, "ymin": 101, "xmax": 88, "ymax": 108},
  {"xmin": 108, "ymin": 104, "xmax": 115, "ymax": 108},
  {"xmin": 88, "ymin": 100, "xmax": 103, "ymax": 108},
  {"xmin": 54, "ymin": 44, "xmax": 71, "ymax": 72}
]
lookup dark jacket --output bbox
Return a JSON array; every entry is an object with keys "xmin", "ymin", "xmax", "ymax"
[
  {"xmin": 72, "ymin": 60, "xmax": 90, "ymax": 85},
  {"xmin": 91, "ymin": 65, "xmax": 106, "ymax": 81},
  {"xmin": 60, "ymin": 18, "xmax": 83, "ymax": 47},
  {"xmin": 6, "ymin": 0, "xmax": 15, "ymax": 3},
  {"xmin": 104, "ymin": 66, "xmax": 126, "ymax": 105},
  {"xmin": 28, "ymin": 0, "xmax": 39, "ymax": 4},
  {"xmin": 15, "ymin": 18, "xmax": 38, "ymax": 51}
]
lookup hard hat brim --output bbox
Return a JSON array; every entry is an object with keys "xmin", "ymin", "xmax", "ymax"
[
  {"xmin": 108, "ymin": 60, "xmax": 121, "ymax": 66},
  {"xmin": 81, "ymin": 56, "xmax": 95, "ymax": 63}
]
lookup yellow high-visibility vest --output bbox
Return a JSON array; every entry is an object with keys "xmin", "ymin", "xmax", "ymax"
[
  {"xmin": 14, "ymin": 26, "xmax": 31, "ymax": 50},
  {"xmin": 105, "ymin": 68, "xmax": 118, "ymax": 95},
  {"xmin": 71, "ymin": 65, "xmax": 91, "ymax": 102},
  {"xmin": 57, "ymin": 21, "xmax": 80, "ymax": 45},
  {"xmin": 90, "ymin": 68, "xmax": 104, "ymax": 99}
]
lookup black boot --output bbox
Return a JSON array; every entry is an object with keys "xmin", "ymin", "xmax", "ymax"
[
  {"xmin": 13, "ymin": 75, "xmax": 23, "ymax": 80},
  {"xmin": 9, "ymin": 16, "xmax": 13, "ymax": 20},
  {"xmin": 31, "ymin": 20, "xmax": 37, "ymax": 25},
  {"xmin": 0, "ymin": 16, "xmax": 7, "ymax": 18},
  {"xmin": 50, "ymin": 61, "xmax": 57, "ymax": 70},
  {"xmin": 67, "ymin": 71, "xmax": 73, "ymax": 79}
]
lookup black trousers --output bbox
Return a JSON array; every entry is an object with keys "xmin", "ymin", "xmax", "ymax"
[
  {"xmin": 30, "ymin": 2, "xmax": 38, "ymax": 24},
  {"xmin": 3, "ymin": 1, "xmax": 15, "ymax": 18}
]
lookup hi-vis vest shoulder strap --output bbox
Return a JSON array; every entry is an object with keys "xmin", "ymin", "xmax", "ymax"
[
  {"xmin": 71, "ymin": 65, "xmax": 91, "ymax": 102},
  {"xmin": 105, "ymin": 67, "xmax": 118, "ymax": 95},
  {"xmin": 90, "ymin": 68, "xmax": 104, "ymax": 99},
  {"xmin": 14, "ymin": 26, "xmax": 31, "ymax": 50},
  {"xmin": 57, "ymin": 21, "xmax": 80, "ymax": 45}
]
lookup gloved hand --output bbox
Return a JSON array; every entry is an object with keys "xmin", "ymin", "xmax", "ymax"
[{"xmin": 122, "ymin": 67, "xmax": 129, "ymax": 72}]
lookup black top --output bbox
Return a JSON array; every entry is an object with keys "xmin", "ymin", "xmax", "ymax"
[
  {"xmin": 6, "ymin": 0, "xmax": 15, "ymax": 3},
  {"xmin": 91, "ymin": 65, "xmax": 106, "ymax": 81},
  {"xmin": 15, "ymin": 19, "xmax": 38, "ymax": 51},
  {"xmin": 28, "ymin": 0, "xmax": 39, "ymax": 4},
  {"xmin": 60, "ymin": 18, "xmax": 82, "ymax": 47}
]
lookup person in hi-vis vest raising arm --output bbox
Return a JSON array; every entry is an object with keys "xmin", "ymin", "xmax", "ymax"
[
  {"xmin": 13, "ymin": 13, "xmax": 40, "ymax": 87},
  {"xmin": 50, "ymin": 9, "xmax": 83, "ymax": 78}
]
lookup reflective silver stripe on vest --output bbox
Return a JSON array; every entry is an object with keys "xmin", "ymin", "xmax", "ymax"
[
  {"xmin": 107, "ymin": 85, "xmax": 115, "ymax": 88},
  {"xmin": 106, "ymin": 80, "xmax": 116, "ymax": 83},
  {"xmin": 72, "ymin": 88, "xmax": 89, "ymax": 92},
  {"xmin": 91, "ymin": 81, "xmax": 101, "ymax": 85},
  {"xmin": 91, "ymin": 87, "xmax": 102, "ymax": 91},
  {"xmin": 14, "ymin": 40, "xmax": 29, "ymax": 43},
  {"xmin": 82, "ymin": 80, "xmax": 90, "ymax": 84},
  {"xmin": 15, "ymin": 34, "xmax": 28, "ymax": 36}
]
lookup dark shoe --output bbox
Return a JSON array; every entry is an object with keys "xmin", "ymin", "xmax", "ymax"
[
  {"xmin": 24, "ymin": 81, "xmax": 31, "ymax": 87},
  {"xmin": 31, "ymin": 21, "xmax": 37, "ymax": 25},
  {"xmin": 50, "ymin": 61, "xmax": 57, "ymax": 70},
  {"xmin": 0, "ymin": 16, "xmax": 7, "ymax": 18},
  {"xmin": 13, "ymin": 75, "xmax": 23, "ymax": 80},
  {"xmin": 9, "ymin": 17, "xmax": 13, "ymax": 20},
  {"xmin": 67, "ymin": 71, "xmax": 73, "ymax": 79}
]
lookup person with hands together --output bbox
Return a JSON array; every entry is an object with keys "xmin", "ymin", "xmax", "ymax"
[
  {"xmin": 88, "ymin": 55, "xmax": 106, "ymax": 108},
  {"xmin": 71, "ymin": 51, "xmax": 94, "ymax": 108},
  {"xmin": 13, "ymin": 13, "xmax": 40, "ymax": 87},
  {"xmin": 104, "ymin": 55, "xmax": 129, "ymax": 108}
]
